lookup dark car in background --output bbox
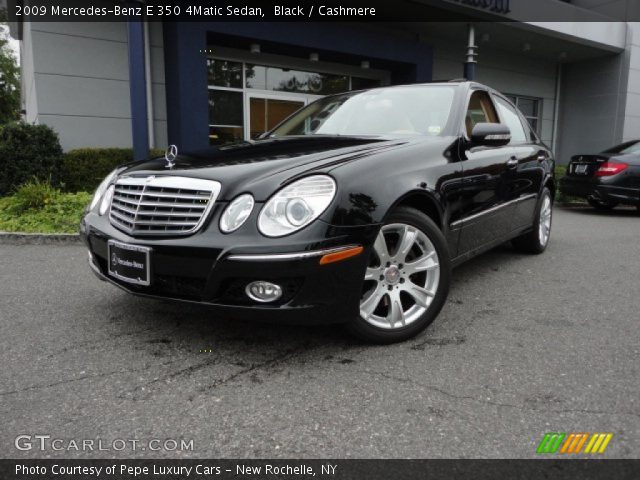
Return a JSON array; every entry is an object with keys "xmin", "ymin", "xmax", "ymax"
[
  {"xmin": 560, "ymin": 140, "xmax": 640, "ymax": 211},
  {"xmin": 81, "ymin": 81, "xmax": 555, "ymax": 343}
]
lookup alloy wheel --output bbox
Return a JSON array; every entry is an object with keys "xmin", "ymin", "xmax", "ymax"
[
  {"xmin": 539, "ymin": 194, "xmax": 552, "ymax": 246},
  {"xmin": 360, "ymin": 223, "xmax": 440, "ymax": 330}
]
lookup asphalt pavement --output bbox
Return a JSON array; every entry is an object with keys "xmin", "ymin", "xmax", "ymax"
[{"xmin": 1, "ymin": 206, "xmax": 639, "ymax": 459}]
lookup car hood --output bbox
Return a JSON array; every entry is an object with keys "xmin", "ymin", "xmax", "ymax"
[{"xmin": 120, "ymin": 136, "xmax": 438, "ymax": 201}]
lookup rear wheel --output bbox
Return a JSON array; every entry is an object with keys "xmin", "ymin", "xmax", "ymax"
[
  {"xmin": 347, "ymin": 207, "xmax": 451, "ymax": 344},
  {"xmin": 588, "ymin": 197, "xmax": 618, "ymax": 210},
  {"xmin": 512, "ymin": 188, "xmax": 552, "ymax": 254}
]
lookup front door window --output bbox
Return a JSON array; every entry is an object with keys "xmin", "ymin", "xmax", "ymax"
[{"xmin": 464, "ymin": 90, "xmax": 499, "ymax": 137}]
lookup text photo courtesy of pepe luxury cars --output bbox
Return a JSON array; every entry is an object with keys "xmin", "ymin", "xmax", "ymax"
[{"xmin": 2, "ymin": 1, "xmax": 640, "ymax": 475}]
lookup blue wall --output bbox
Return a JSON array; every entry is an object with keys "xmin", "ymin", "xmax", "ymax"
[
  {"xmin": 127, "ymin": 20, "xmax": 150, "ymax": 161},
  {"xmin": 163, "ymin": 22, "xmax": 433, "ymax": 152}
]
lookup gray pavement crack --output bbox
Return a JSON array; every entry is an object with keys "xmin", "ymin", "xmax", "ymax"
[
  {"xmin": 45, "ymin": 326, "xmax": 178, "ymax": 359},
  {"xmin": 203, "ymin": 345, "xmax": 310, "ymax": 391},
  {"xmin": 0, "ymin": 359, "xmax": 178, "ymax": 396},
  {"xmin": 126, "ymin": 354, "xmax": 225, "ymax": 395},
  {"xmin": 361, "ymin": 369, "xmax": 640, "ymax": 419}
]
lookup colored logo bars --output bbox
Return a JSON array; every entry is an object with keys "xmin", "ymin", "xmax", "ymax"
[{"xmin": 537, "ymin": 433, "xmax": 613, "ymax": 454}]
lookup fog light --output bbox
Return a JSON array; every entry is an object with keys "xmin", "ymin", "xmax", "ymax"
[{"xmin": 245, "ymin": 281, "xmax": 283, "ymax": 303}]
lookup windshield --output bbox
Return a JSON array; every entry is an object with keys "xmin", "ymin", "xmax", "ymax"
[
  {"xmin": 269, "ymin": 85, "xmax": 456, "ymax": 138},
  {"xmin": 604, "ymin": 140, "xmax": 640, "ymax": 155}
]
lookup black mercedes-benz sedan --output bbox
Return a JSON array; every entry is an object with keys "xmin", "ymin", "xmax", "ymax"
[
  {"xmin": 560, "ymin": 140, "xmax": 640, "ymax": 211},
  {"xmin": 81, "ymin": 81, "xmax": 555, "ymax": 343}
]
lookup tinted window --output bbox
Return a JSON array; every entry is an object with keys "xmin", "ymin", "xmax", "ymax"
[
  {"xmin": 603, "ymin": 140, "xmax": 640, "ymax": 155},
  {"xmin": 495, "ymin": 97, "xmax": 527, "ymax": 144},
  {"xmin": 505, "ymin": 94, "xmax": 542, "ymax": 135},
  {"xmin": 465, "ymin": 91, "xmax": 499, "ymax": 136}
]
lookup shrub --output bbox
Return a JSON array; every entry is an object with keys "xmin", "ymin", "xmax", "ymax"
[
  {"xmin": 60, "ymin": 148, "xmax": 164, "ymax": 192},
  {"xmin": 0, "ymin": 122, "xmax": 64, "ymax": 195},
  {"xmin": 10, "ymin": 177, "xmax": 59, "ymax": 213},
  {"xmin": 0, "ymin": 190, "xmax": 92, "ymax": 233}
]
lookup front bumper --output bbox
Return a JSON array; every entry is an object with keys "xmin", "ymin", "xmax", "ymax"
[
  {"xmin": 559, "ymin": 175, "xmax": 640, "ymax": 205},
  {"xmin": 81, "ymin": 210, "xmax": 377, "ymax": 324}
]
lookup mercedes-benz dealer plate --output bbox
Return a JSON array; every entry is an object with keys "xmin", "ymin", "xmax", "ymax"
[{"xmin": 107, "ymin": 240, "xmax": 151, "ymax": 286}]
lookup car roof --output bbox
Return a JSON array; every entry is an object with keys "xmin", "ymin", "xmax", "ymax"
[{"xmin": 363, "ymin": 80, "xmax": 494, "ymax": 93}]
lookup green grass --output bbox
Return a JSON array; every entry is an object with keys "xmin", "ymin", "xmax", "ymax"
[{"xmin": 0, "ymin": 189, "xmax": 91, "ymax": 234}]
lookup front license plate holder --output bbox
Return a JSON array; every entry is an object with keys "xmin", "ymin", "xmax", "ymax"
[{"xmin": 107, "ymin": 240, "xmax": 151, "ymax": 286}]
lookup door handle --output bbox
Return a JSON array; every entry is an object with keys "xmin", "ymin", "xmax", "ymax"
[{"xmin": 507, "ymin": 157, "xmax": 518, "ymax": 169}]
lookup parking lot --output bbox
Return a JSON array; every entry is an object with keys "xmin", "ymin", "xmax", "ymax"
[{"xmin": 1, "ymin": 206, "xmax": 639, "ymax": 458}]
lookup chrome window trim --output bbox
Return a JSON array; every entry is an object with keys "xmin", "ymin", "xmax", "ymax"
[
  {"xmin": 227, "ymin": 244, "xmax": 362, "ymax": 262},
  {"xmin": 450, "ymin": 193, "xmax": 538, "ymax": 229}
]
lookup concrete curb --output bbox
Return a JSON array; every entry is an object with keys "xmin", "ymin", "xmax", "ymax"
[
  {"xmin": 0, "ymin": 232, "xmax": 81, "ymax": 245},
  {"xmin": 556, "ymin": 202, "xmax": 588, "ymax": 208}
]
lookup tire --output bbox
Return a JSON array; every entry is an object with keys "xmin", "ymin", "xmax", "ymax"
[
  {"xmin": 512, "ymin": 188, "xmax": 553, "ymax": 254},
  {"xmin": 587, "ymin": 197, "xmax": 618, "ymax": 210},
  {"xmin": 346, "ymin": 206, "xmax": 451, "ymax": 344}
]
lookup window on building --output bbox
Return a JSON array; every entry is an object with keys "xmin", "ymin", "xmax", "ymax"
[
  {"xmin": 206, "ymin": 56, "xmax": 385, "ymax": 145},
  {"xmin": 505, "ymin": 94, "xmax": 542, "ymax": 135},
  {"xmin": 207, "ymin": 59, "xmax": 245, "ymax": 144},
  {"xmin": 246, "ymin": 65, "xmax": 350, "ymax": 95}
]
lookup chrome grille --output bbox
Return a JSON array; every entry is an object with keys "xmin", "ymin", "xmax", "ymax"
[{"xmin": 109, "ymin": 176, "xmax": 221, "ymax": 236}]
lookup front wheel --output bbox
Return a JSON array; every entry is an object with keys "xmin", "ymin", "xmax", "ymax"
[
  {"xmin": 346, "ymin": 207, "xmax": 451, "ymax": 344},
  {"xmin": 512, "ymin": 188, "xmax": 553, "ymax": 254}
]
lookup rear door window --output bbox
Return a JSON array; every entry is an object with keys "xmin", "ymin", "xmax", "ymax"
[{"xmin": 494, "ymin": 97, "xmax": 528, "ymax": 144}]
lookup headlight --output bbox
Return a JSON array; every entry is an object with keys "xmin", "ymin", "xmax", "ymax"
[
  {"xmin": 258, "ymin": 175, "xmax": 336, "ymax": 237},
  {"xmin": 89, "ymin": 169, "xmax": 119, "ymax": 211},
  {"xmin": 220, "ymin": 194, "xmax": 254, "ymax": 233},
  {"xmin": 99, "ymin": 185, "xmax": 115, "ymax": 216}
]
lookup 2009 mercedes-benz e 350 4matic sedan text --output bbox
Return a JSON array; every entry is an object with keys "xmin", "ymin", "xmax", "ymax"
[{"xmin": 81, "ymin": 81, "xmax": 555, "ymax": 343}]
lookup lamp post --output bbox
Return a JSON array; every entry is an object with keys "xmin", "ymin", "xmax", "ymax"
[{"xmin": 464, "ymin": 24, "xmax": 478, "ymax": 80}]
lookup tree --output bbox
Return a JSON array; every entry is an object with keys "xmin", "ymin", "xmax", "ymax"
[{"xmin": 0, "ymin": 10, "xmax": 20, "ymax": 125}]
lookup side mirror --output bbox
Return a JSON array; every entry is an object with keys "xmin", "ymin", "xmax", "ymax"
[{"xmin": 470, "ymin": 123, "xmax": 511, "ymax": 147}]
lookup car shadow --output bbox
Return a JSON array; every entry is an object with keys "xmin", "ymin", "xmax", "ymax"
[
  {"xmin": 450, "ymin": 242, "xmax": 525, "ymax": 279},
  {"xmin": 88, "ymin": 242, "xmax": 540, "ymax": 401},
  {"xmin": 106, "ymin": 242, "xmax": 528, "ymax": 355},
  {"xmin": 556, "ymin": 204, "xmax": 640, "ymax": 217},
  {"xmin": 108, "ymin": 291, "xmax": 355, "ymax": 349},
  {"xmin": 105, "ymin": 236, "xmax": 541, "ymax": 350}
]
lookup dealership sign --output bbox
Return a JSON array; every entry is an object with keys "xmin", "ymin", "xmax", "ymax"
[{"xmin": 444, "ymin": 0, "xmax": 511, "ymax": 15}]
